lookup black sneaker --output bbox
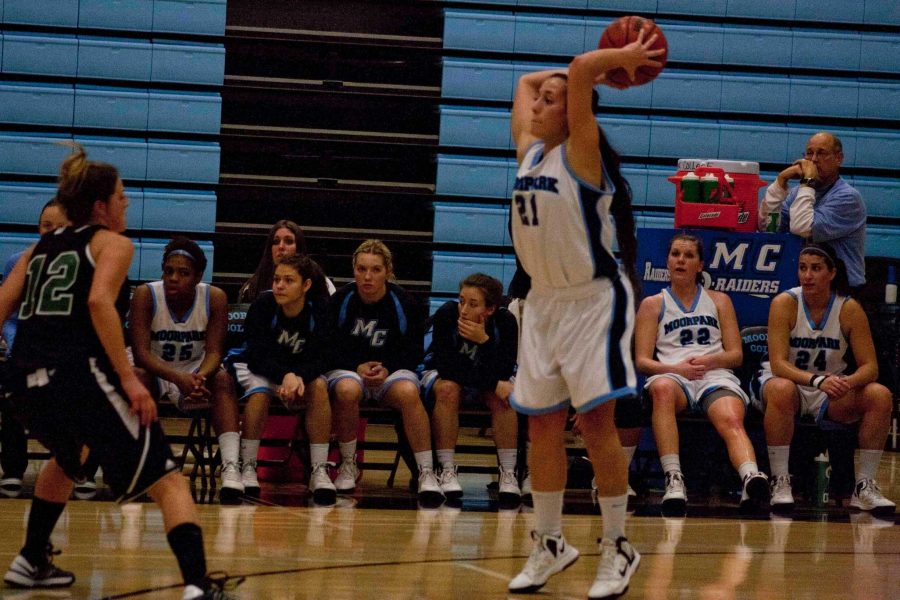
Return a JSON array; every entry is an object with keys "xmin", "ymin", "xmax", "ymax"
[{"xmin": 4, "ymin": 546, "xmax": 75, "ymax": 588}]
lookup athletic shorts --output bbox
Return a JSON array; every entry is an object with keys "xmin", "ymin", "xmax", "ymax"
[
  {"xmin": 325, "ymin": 368, "xmax": 419, "ymax": 404},
  {"xmin": 511, "ymin": 277, "xmax": 638, "ymax": 415},
  {"xmin": 231, "ymin": 362, "xmax": 325, "ymax": 410},
  {"xmin": 12, "ymin": 356, "xmax": 177, "ymax": 503},
  {"xmin": 645, "ymin": 369, "xmax": 749, "ymax": 414},
  {"xmin": 751, "ymin": 364, "xmax": 829, "ymax": 424},
  {"xmin": 419, "ymin": 369, "xmax": 513, "ymax": 412}
]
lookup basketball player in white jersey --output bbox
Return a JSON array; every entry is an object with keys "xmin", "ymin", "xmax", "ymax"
[
  {"xmin": 506, "ymin": 31, "xmax": 663, "ymax": 600},
  {"xmin": 754, "ymin": 244, "xmax": 894, "ymax": 514},
  {"xmin": 635, "ymin": 234, "xmax": 769, "ymax": 516},
  {"xmin": 130, "ymin": 237, "xmax": 229, "ymax": 410}
]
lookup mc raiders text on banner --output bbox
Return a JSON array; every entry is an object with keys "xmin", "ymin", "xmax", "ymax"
[{"xmin": 636, "ymin": 229, "xmax": 803, "ymax": 327}]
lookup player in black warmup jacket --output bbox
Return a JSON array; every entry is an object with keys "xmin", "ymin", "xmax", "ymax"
[{"xmin": 324, "ymin": 239, "xmax": 442, "ymax": 504}]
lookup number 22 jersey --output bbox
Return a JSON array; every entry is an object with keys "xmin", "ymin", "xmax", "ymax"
[{"xmin": 511, "ymin": 142, "xmax": 619, "ymax": 289}]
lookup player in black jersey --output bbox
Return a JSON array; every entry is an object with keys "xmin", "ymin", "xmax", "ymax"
[
  {"xmin": 422, "ymin": 273, "xmax": 520, "ymax": 501},
  {"xmin": 218, "ymin": 254, "xmax": 334, "ymax": 504},
  {"xmin": 324, "ymin": 239, "xmax": 443, "ymax": 504},
  {"xmin": 0, "ymin": 145, "xmax": 239, "ymax": 599}
]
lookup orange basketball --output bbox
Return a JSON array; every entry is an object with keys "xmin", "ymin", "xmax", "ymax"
[{"xmin": 599, "ymin": 16, "xmax": 667, "ymax": 87}]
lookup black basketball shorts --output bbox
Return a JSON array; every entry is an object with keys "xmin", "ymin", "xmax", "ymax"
[{"xmin": 13, "ymin": 356, "xmax": 178, "ymax": 503}]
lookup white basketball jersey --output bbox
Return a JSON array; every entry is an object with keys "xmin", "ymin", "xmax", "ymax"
[
  {"xmin": 786, "ymin": 286, "xmax": 848, "ymax": 377},
  {"xmin": 148, "ymin": 280, "xmax": 208, "ymax": 372},
  {"xmin": 656, "ymin": 286, "xmax": 725, "ymax": 365},
  {"xmin": 511, "ymin": 142, "xmax": 619, "ymax": 289}
]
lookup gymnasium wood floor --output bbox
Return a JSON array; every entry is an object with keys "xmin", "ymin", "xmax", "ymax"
[{"xmin": 0, "ymin": 426, "xmax": 897, "ymax": 600}]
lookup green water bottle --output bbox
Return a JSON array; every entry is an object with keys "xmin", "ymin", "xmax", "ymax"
[
  {"xmin": 814, "ymin": 451, "xmax": 831, "ymax": 508},
  {"xmin": 700, "ymin": 173, "xmax": 720, "ymax": 203},
  {"xmin": 767, "ymin": 212, "xmax": 780, "ymax": 233},
  {"xmin": 680, "ymin": 171, "xmax": 700, "ymax": 203}
]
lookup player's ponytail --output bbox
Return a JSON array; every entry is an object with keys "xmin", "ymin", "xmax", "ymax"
[
  {"xmin": 56, "ymin": 143, "xmax": 119, "ymax": 226},
  {"xmin": 597, "ymin": 122, "xmax": 640, "ymax": 296}
]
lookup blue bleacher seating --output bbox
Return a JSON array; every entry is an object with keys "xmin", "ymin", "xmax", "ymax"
[
  {"xmin": 603, "ymin": 116, "xmax": 651, "ymax": 157},
  {"xmin": 587, "ymin": 0, "xmax": 656, "ymax": 11},
  {"xmin": 151, "ymin": 41, "xmax": 226, "ymax": 86},
  {"xmin": 721, "ymin": 25, "xmax": 792, "ymax": 68},
  {"xmin": 146, "ymin": 140, "xmax": 220, "ymax": 183},
  {"xmin": 650, "ymin": 117, "xmax": 719, "ymax": 158},
  {"xmin": 866, "ymin": 226, "xmax": 900, "ymax": 259},
  {"xmin": 0, "ymin": 83, "xmax": 74, "ymax": 127},
  {"xmin": 77, "ymin": 37, "xmax": 153, "ymax": 81},
  {"xmin": 441, "ymin": 59, "xmax": 515, "ymax": 102},
  {"xmin": 127, "ymin": 187, "xmax": 144, "ymax": 230},
  {"xmin": 858, "ymin": 82, "xmax": 900, "ymax": 121},
  {"xmin": 725, "ymin": 0, "xmax": 795, "ymax": 20},
  {"xmin": 142, "ymin": 189, "xmax": 217, "ymax": 232},
  {"xmin": 864, "ymin": 0, "xmax": 900, "ymax": 26},
  {"xmin": 148, "ymin": 91, "xmax": 222, "ymax": 134},
  {"xmin": 439, "ymin": 106, "xmax": 511, "ymax": 150},
  {"xmin": 433, "ymin": 203, "xmax": 507, "ymax": 246},
  {"xmin": 718, "ymin": 122, "xmax": 788, "ymax": 164},
  {"xmin": 789, "ymin": 77, "xmax": 858, "ymax": 119},
  {"xmin": 513, "ymin": 14, "xmax": 585, "ymax": 56},
  {"xmin": 0, "ymin": 182, "xmax": 59, "ymax": 226},
  {"xmin": 153, "ymin": 0, "xmax": 227, "ymax": 37},
  {"xmin": 791, "ymin": 30, "xmax": 860, "ymax": 71},
  {"xmin": 719, "ymin": 74, "xmax": 790, "ymax": 115},
  {"xmin": 74, "ymin": 86, "xmax": 150, "ymax": 131},
  {"xmin": 854, "ymin": 178, "xmax": 900, "ymax": 220},
  {"xmin": 658, "ymin": 22, "xmax": 724, "ymax": 64},
  {"xmin": 0, "ymin": 133, "xmax": 72, "ymax": 176},
  {"xmin": 645, "ymin": 168, "xmax": 676, "ymax": 208},
  {"xmin": 79, "ymin": 0, "xmax": 154, "ymax": 32},
  {"xmin": 432, "ymin": 252, "xmax": 515, "ymax": 293},
  {"xmin": 651, "ymin": 71, "xmax": 721, "ymax": 112},
  {"xmin": 621, "ymin": 166, "xmax": 648, "ymax": 208},
  {"xmin": 859, "ymin": 33, "xmax": 900, "ymax": 74},
  {"xmin": 436, "ymin": 155, "xmax": 510, "ymax": 198},
  {"xmin": 2, "ymin": 33, "xmax": 78, "ymax": 77},
  {"xmin": 75, "ymin": 136, "xmax": 148, "ymax": 181},
  {"xmin": 656, "ymin": 0, "xmax": 726, "ymax": 16},
  {"xmin": 443, "ymin": 10, "xmax": 516, "ymax": 53},
  {"xmin": 854, "ymin": 130, "xmax": 900, "ymax": 171},
  {"xmin": 3, "ymin": 0, "xmax": 78, "ymax": 27},
  {"xmin": 795, "ymin": 0, "xmax": 863, "ymax": 24}
]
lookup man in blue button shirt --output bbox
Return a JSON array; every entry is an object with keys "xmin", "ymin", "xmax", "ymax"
[{"xmin": 759, "ymin": 132, "xmax": 866, "ymax": 293}]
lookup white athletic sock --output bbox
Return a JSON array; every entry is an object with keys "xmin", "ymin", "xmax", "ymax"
[
  {"xmin": 436, "ymin": 449, "xmax": 455, "ymax": 469},
  {"xmin": 339, "ymin": 439, "xmax": 357, "ymax": 463},
  {"xmin": 240, "ymin": 439, "xmax": 260, "ymax": 465},
  {"xmin": 660, "ymin": 454, "xmax": 682, "ymax": 475},
  {"xmin": 414, "ymin": 450, "xmax": 434, "ymax": 471},
  {"xmin": 218, "ymin": 432, "xmax": 240, "ymax": 465},
  {"xmin": 497, "ymin": 448, "xmax": 517, "ymax": 472},
  {"xmin": 768, "ymin": 446, "xmax": 790, "ymax": 478},
  {"xmin": 597, "ymin": 494, "xmax": 628, "ymax": 541},
  {"xmin": 857, "ymin": 449, "xmax": 883, "ymax": 482},
  {"xmin": 310, "ymin": 443, "xmax": 329, "ymax": 467},
  {"xmin": 738, "ymin": 461, "xmax": 758, "ymax": 480},
  {"xmin": 622, "ymin": 445, "xmax": 637, "ymax": 468},
  {"xmin": 531, "ymin": 490, "xmax": 564, "ymax": 537}
]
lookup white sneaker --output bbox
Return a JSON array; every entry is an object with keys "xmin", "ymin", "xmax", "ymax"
[
  {"xmin": 498, "ymin": 467, "xmax": 521, "ymax": 503},
  {"xmin": 334, "ymin": 459, "xmax": 361, "ymax": 492},
  {"xmin": 438, "ymin": 465, "xmax": 463, "ymax": 498},
  {"xmin": 508, "ymin": 531, "xmax": 579, "ymax": 593},
  {"xmin": 417, "ymin": 466, "xmax": 444, "ymax": 505},
  {"xmin": 241, "ymin": 461, "xmax": 260, "ymax": 498},
  {"xmin": 661, "ymin": 471, "xmax": 686, "ymax": 516},
  {"xmin": 219, "ymin": 461, "xmax": 244, "ymax": 504},
  {"xmin": 4, "ymin": 549, "xmax": 76, "ymax": 589},
  {"xmin": 309, "ymin": 463, "xmax": 337, "ymax": 506},
  {"xmin": 849, "ymin": 479, "xmax": 896, "ymax": 514},
  {"xmin": 769, "ymin": 475, "xmax": 794, "ymax": 512},
  {"xmin": 739, "ymin": 472, "xmax": 770, "ymax": 513},
  {"xmin": 0, "ymin": 477, "xmax": 23, "ymax": 498},
  {"xmin": 589, "ymin": 537, "xmax": 641, "ymax": 599},
  {"xmin": 521, "ymin": 471, "xmax": 532, "ymax": 499},
  {"xmin": 73, "ymin": 479, "xmax": 97, "ymax": 501}
]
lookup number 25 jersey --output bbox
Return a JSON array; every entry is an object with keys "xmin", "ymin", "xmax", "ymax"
[
  {"xmin": 147, "ymin": 280, "xmax": 209, "ymax": 372},
  {"xmin": 511, "ymin": 142, "xmax": 619, "ymax": 289}
]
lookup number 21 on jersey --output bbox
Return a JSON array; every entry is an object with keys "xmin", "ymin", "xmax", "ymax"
[{"xmin": 514, "ymin": 193, "xmax": 539, "ymax": 226}]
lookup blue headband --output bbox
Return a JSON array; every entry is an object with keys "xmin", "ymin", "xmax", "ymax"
[{"xmin": 167, "ymin": 249, "xmax": 196, "ymax": 262}]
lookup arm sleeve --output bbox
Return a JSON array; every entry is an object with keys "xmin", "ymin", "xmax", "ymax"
[
  {"xmin": 759, "ymin": 182, "xmax": 788, "ymax": 231},
  {"xmin": 810, "ymin": 186, "xmax": 866, "ymax": 243},
  {"xmin": 788, "ymin": 185, "xmax": 816, "ymax": 237},
  {"xmin": 471, "ymin": 310, "xmax": 518, "ymax": 391},
  {"xmin": 296, "ymin": 305, "xmax": 328, "ymax": 384},
  {"xmin": 243, "ymin": 296, "xmax": 290, "ymax": 382},
  {"xmin": 388, "ymin": 291, "xmax": 424, "ymax": 374},
  {"xmin": 431, "ymin": 303, "xmax": 467, "ymax": 383}
]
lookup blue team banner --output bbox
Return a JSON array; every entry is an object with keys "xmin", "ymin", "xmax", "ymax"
[{"xmin": 636, "ymin": 228, "xmax": 804, "ymax": 327}]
